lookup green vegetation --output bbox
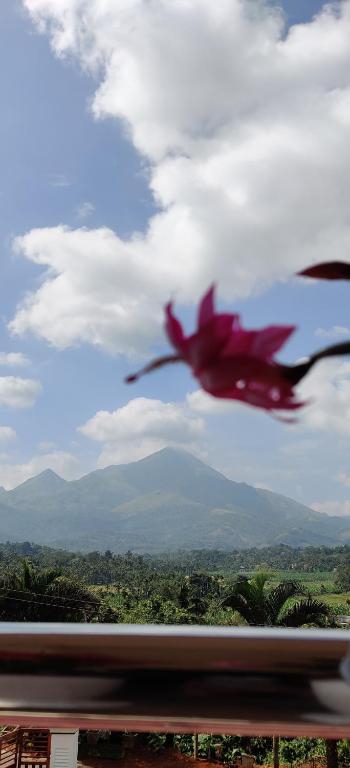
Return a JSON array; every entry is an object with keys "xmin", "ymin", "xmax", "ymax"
[
  {"xmin": 222, "ymin": 573, "xmax": 331, "ymax": 627},
  {"xmin": 335, "ymin": 562, "xmax": 350, "ymax": 591},
  {"xmin": 0, "ymin": 542, "xmax": 346, "ymax": 625},
  {"xmin": 187, "ymin": 734, "xmax": 350, "ymax": 766},
  {"xmin": 0, "ymin": 559, "xmax": 117, "ymax": 622},
  {"xmin": 150, "ymin": 544, "xmax": 349, "ymax": 574},
  {"xmin": 76, "ymin": 731, "xmax": 350, "ymax": 768},
  {"xmin": 0, "ymin": 541, "xmax": 347, "ymax": 580}
]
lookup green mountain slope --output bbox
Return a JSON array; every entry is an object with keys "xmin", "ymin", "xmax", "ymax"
[{"xmin": 0, "ymin": 447, "xmax": 349, "ymax": 552}]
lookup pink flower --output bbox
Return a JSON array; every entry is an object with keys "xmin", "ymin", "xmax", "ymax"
[
  {"xmin": 126, "ymin": 286, "xmax": 302, "ymax": 412},
  {"xmin": 298, "ymin": 261, "xmax": 350, "ymax": 280}
]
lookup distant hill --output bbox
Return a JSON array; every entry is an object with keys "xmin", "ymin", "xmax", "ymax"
[{"xmin": 0, "ymin": 447, "xmax": 349, "ymax": 552}]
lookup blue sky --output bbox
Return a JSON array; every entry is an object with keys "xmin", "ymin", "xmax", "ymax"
[{"xmin": 1, "ymin": 0, "xmax": 350, "ymax": 519}]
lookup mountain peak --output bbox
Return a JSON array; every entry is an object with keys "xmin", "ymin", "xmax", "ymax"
[
  {"xmin": 156, "ymin": 446, "xmax": 193, "ymax": 456},
  {"xmin": 131, "ymin": 446, "xmax": 220, "ymax": 476},
  {"xmin": 34, "ymin": 467, "xmax": 67, "ymax": 485},
  {"xmin": 11, "ymin": 468, "xmax": 66, "ymax": 493},
  {"xmin": 39, "ymin": 468, "xmax": 60, "ymax": 477},
  {"xmin": 2, "ymin": 448, "xmax": 350, "ymax": 553},
  {"xmin": 140, "ymin": 446, "xmax": 203, "ymax": 463}
]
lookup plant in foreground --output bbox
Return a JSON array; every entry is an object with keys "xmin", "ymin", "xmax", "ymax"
[
  {"xmin": 126, "ymin": 286, "xmax": 303, "ymax": 412},
  {"xmin": 126, "ymin": 281, "xmax": 350, "ymax": 414}
]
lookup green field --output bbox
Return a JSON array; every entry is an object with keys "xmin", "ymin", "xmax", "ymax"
[
  {"xmin": 247, "ymin": 570, "xmax": 336, "ymax": 592},
  {"xmin": 252, "ymin": 571, "xmax": 350, "ymax": 611},
  {"xmin": 95, "ymin": 569, "xmax": 350, "ymax": 622},
  {"xmin": 220, "ymin": 570, "xmax": 350, "ymax": 616}
]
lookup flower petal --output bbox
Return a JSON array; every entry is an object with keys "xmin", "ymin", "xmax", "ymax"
[
  {"xmin": 165, "ymin": 302, "xmax": 185, "ymax": 353},
  {"xmin": 223, "ymin": 325, "xmax": 295, "ymax": 358},
  {"xmin": 198, "ymin": 284, "xmax": 215, "ymax": 328},
  {"xmin": 198, "ymin": 356, "xmax": 303, "ymax": 411},
  {"xmin": 298, "ymin": 261, "xmax": 350, "ymax": 280},
  {"xmin": 186, "ymin": 314, "xmax": 236, "ymax": 371},
  {"xmin": 250, "ymin": 325, "xmax": 296, "ymax": 357},
  {"xmin": 125, "ymin": 354, "xmax": 181, "ymax": 383},
  {"xmin": 198, "ymin": 355, "xmax": 278, "ymax": 391},
  {"xmin": 204, "ymin": 381, "xmax": 302, "ymax": 411}
]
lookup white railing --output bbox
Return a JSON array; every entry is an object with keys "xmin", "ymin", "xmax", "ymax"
[{"xmin": 0, "ymin": 624, "xmax": 349, "ymax": 737}]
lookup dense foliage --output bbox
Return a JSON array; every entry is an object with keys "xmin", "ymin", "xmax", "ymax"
[
  {"xmin": 0, "ymin": 542, "xmax": 348, "ymax": 582},
  {"xmin": 0, "ymin": 559, "xmax": 117, "ymax": 622},
  {"xmin": 0, "ymin": 546, "xmax": 341, "ymax": 626},
  {"xmin": 145, "ymin": 734, "xmax": 350, "ymax": 768},
  {"xmin": 222, "ymin": 573, "xmax": 331, "ymax": 627},
  {"xmin": 335, "ymin": 562, "xmax": 350, "ymax": 592}
]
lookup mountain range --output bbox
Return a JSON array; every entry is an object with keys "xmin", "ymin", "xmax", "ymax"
[{"xmin": 0, "ymin": 447, "xmax": 349, "ymax": 552}]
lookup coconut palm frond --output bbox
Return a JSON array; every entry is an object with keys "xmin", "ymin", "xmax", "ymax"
[
  {"xmin": 279, "ymin": 597, "xmax": 330, "ymax": 627},
  {"xmin": 221, "ymin": 592, "xmax": 257, "ymax": 624},
  {"xmin": 266, "ymin": 580, "xmax": 305, "ymax": 623},
  {"xmin": 34, "ymin": 568, "xmax": 62, "ymax": 592},
  {"xmin": 221, "ymin": 572, "xmax": 329, "ymax": 629},
  {"xmin": 252, "ymin": 572, "xmax": 270, "ymax": 593},
  {"xmin": 222, "ymin": 575, "xmax": 269, "ymax": 625}
]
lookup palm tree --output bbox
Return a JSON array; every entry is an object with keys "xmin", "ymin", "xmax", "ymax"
[
  {"xmin": 0, "ymin": 559, "xmax": 116, "ymax": 622},
  {"xmin": 221, "ymin": 572, "xmax": 330, "ymax": 627},
  {"xmin": 222, "ymin": 573, "xmax": 331, "ymax": 768},
  {"xmin": 325, "ymin": 740, "xmax": 338, "ymax": 768}
]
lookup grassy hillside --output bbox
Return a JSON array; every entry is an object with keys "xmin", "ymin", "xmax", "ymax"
[{"xmin": 0, "ymin": 448, "xmax": 349, "ymax": 550}]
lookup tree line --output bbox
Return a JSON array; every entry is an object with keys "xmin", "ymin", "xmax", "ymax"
[
  {"xmin": 0, "ymin": 559, "xmax": 334, "ymax": 627},
  {"xmin": 0, "ymin": 541, "xmax": 348, "ymax": 584}
]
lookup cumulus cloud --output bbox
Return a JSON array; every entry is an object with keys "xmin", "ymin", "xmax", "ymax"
[
  {"xmin": 315, "ymin": 326, "xmax": 350, "ymax": 339},
  {"xmin": 312, "ymin": 500, "xmax": 350, "ymax": 518},
  {"xmin": 0, "ymin": 352, "xmax": 30, "ymax": 368},
  {"xmin": 11, "ymin": 226, "xmax": 162, "ymax": 355},
  {"xmin": 297, "ymin": 360, "xmax": 350, "ymax": 435},
  {"xmin": 0, "ymin": 377, "xmax": 41, "ymax": 408},
  {"xmin": 0, "ymin": 427, "xmax": 16, "ymax": 442},
  {"xmin": 12, "ymin": 0, "xmax": 350, "ymax": 354},
  {"xmin": 0, "ymin": 451, "xmax": 82, "ymax": 490},
  {"xmin": 186, "ymin": 389, "xmax": 239, "ymax": 415},
  {"xmin": 78, "ymin": 396, "xmax": 205, "ymax": 465},
  {"xmin": 76, "ymin": 201, "xmax": 95, "ymax": 219}
]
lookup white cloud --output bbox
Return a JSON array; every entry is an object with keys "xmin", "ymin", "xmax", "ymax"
[
  {"xmin": 78, "ymin": 396, "xmax": 205, "ymax": 465},
  {"xmin": 0, "ymin": 451, "xmax": 81, "ymax": 490},
  {"xmin": 0, "ymin": 427, "xmax": 16, "ymax": 442},
  {"xmin": 49, "ymin": 173, "xmax": 71, "ymax": 188},
  {"xmin": 0, "ymin": 352, "xmax": 30, "ymax": 368},
  {"xmin": 297, "ymin": 360, "xmax": 350, "ymax": 435},
  {"xmin": 11, "ymin": 226, "xmax": 162, "ymax": 355},
  {"xmin": 13, "ymin": 1, "xmax": 350, "ymax": 354},
  {"xmin": 315, "ymin": 326, "xmax": 350, "ymax": 339},
  {"xmin": 186, "ymin": 389, "xmax": 239, "ymax": 415},
  {"xmin": 0, "ymin": 377, "xmax": 41, "ymax": 409},
  {"xmin": 76, "ymin": 201, "xmax": 95, "ymax": 219},
  {"xmin": 312, "ymin": 500, "xmax": 350, "ymax": 518}
]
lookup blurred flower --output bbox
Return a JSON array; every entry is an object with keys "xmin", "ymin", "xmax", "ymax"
[
  {"xmin": 298, "ymin": 261, "xmax": 350, "ymax": 280},
  {"xmin": 126, "ymin": 287, "xmax": 302, "ymax": 412}
]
